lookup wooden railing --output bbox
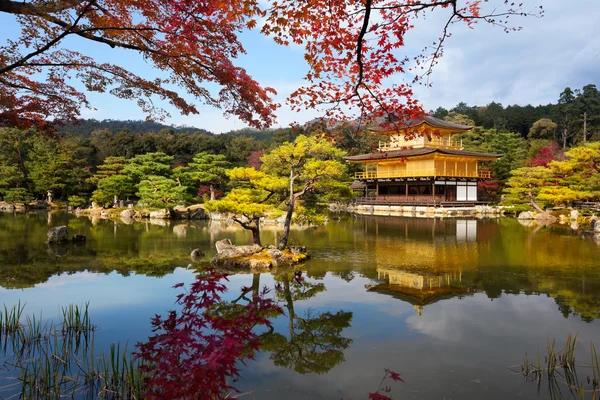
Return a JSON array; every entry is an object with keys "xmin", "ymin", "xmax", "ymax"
[
  {"xmin": 353, "ymin": 196, "xmax": 489, "ymax": 206},
  {"xmin": 355, "ymin": 169, "xmax": 491, "ymax": 179},
  {"xmin": 379, "ymin": 137, "xmax": 463, "ymax": 151}
]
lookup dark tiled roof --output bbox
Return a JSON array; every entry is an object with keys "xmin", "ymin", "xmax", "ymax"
[
  {"xmin": 369, "ymin": 115, "xmax": 472, "ymax": 132},
  {"xmin": 344, "ymin": 147, "xmax": 503, "ymax": 162},
  {"xmin": 349, "ymin": 181, "xmax": 367, "ymax": 189}
]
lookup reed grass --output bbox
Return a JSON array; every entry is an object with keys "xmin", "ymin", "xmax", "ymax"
[
  {"xmin": 0, "ymin": 301, "xmax": 24, "ymax": 336},
  {"xmin": 513, "ymin": 333, "xmax": 600, "ymax": 400},
  {"xmin": 0, "ymin": 302, "xmax": 146, "ymax": 399}
]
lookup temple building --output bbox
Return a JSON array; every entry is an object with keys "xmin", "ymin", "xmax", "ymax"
[{"xmin": 346, "ymin": 116, "xmax": 502, "ymax": 206}]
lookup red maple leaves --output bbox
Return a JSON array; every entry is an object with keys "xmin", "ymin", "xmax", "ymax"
[
  {"xmin": 135, "ymin": 270, "xmax": 282, "ymax": 399},
  {"xmin": 1, "ymin": 0, "xmax": 541, "ymax": 132}
]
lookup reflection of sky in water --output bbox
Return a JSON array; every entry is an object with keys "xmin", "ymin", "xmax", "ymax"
[{"xmin": 1, "ymin": 213, "xmax": 600, "ymax": 399}]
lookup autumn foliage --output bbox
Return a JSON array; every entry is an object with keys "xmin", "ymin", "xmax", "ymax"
[
  {"xmin": 1, "ymin": 0, "xmax": 541, "ymax": 131},
  {"xmin": 0, "ymin": 0, "xmax": 277, "ymax": 129},
  {"xmin": 135, "ymin": 270, "xmax": 282, "ymax": 399}
]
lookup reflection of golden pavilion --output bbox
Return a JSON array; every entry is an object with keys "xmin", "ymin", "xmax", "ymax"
[{"xmin": 369, "ymin": 268, "xmax": 472, "ymax": 316}]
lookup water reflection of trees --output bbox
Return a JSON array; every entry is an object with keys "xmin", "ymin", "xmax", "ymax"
[{"xmin": 260, "ymin": 271, "xmax": 353, "ymax": 375}]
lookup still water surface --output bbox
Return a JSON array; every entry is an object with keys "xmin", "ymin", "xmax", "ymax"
[{"xmin": 1, "ymin": 212, "xmax": 599, "ymax": 399}]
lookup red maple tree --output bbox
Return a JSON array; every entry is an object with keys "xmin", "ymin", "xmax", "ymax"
[
  {"xmin": 0, "ymin": 0, "xmax": 277, "ymax": 130},
  {"xmin": 1, "ymin": 1, "xmax": 541, "ymax": 131}
]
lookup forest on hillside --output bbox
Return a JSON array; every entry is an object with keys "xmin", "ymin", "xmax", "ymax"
[{"xmin": 0, "ymin": 84, "xmax": 598, "ymax": 207}]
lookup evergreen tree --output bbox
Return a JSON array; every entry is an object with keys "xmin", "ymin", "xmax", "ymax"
[{"xmin": 185, "ymin": 153, "xmax": 231, "ymax": 201}]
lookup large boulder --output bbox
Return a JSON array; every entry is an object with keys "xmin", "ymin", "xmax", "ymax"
[
  {"xmin": 517, "ymin": 211, "xmax": 534, "ymax": 220},
  {"xmin": 120, "ymin": 209, "xmax": 136, "ymax": 219},
  {"xmin": 149, "ymin": 209, "xmax": 171, "ymax": 219},
  {"xmin": 173, "ymin": 205, "xmax": 207, "ymax": 220},
  {"xmin": 534, "ymin": 212, "xmax": 557, "ymax": 223},
  {"xmin": 212, "ymin": 239, "xmax": 262, "ymax": 264},
  {"xmin": 47, "ymin": 226, "xmax": 69, "ymax": 243},
  {"xmin": 0, "ymin": 204, "xmax": 15, "ymax": 212},
  {"xmin": 215, "ymin": 238, "xmax": 233, "ymax": 253}
]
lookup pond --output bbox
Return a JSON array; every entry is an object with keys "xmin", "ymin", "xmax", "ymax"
[{"xmin": 1, "ymin": 212, "xmax": 600, "ymax": 399}]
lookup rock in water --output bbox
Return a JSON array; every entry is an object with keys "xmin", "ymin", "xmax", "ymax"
[
  {"xmin": 47, "ymin": 226, "xmax": 69, "ymax": 243},
  {"xmin": 517, "ymin": 211, "xmax": 534, "ymax": 220},
  {"xmin": 72, "ymin": 234, "xmax": 86, "ymax": 243},
  {"xmin": 149, "ymin": 209, "xmax": 171, "ymax": 219},
  {"xmin": 215, "ymin": 239, "xmax": 233, "ymax": 253},
  {"xmin": 120, "ymin": 209, "xmax": 136, "ymax": 219},
  {"xmin": 0, "ymin": 204, "xmax": 16, "ymax": 212},
  {"xmin": 191, "ymin": 248, "xmax": 205, "ymax": 261}
]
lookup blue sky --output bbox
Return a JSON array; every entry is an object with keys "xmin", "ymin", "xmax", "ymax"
[{"xmin": 1, "ymin": 0, "xmax": 599, "ymax": 133}]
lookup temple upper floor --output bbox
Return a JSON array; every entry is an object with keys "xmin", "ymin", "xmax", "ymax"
[{"xmin": 368, "ymin": 115, "xmax": 472, "ymax": 151}]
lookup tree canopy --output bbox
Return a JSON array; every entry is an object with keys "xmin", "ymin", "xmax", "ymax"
[{"xmin": 1, "ymin": 0, "xmax": 541, "ymax": 131}]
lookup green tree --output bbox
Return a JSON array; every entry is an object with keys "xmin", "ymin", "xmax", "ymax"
[
  {"xmin": 489, "ymin": 131, "xmax": 527, "ymax": 182},
  {"xmin": 502, "ymin": 166, "xmax": 552, "ymax": 212},
  {"xmin": 572, "ymin": 84, "xmax": 600, "ymax": 143},
  {"xmin": 555, "ymin": 87, "xmax": 577, "ymax": 149},
  {"xmin": 89, "ymin": 156, "xmax": 135, "ymax": 206},
  {"xmin": 185, "ymin": 153, "xmax": 231, "ymax": 201},
  {"xmin": 137, "ymin": 175, "xmax": 188, "ymax": 209},
  {"xmin": 92, "ymin": 174, "xmax": 136, "ymax": 207},
  {"xmin": 27, "ymin": 138, "xmax": 90, "ymax": 201},
  {"xmin": 123, "ymin": 152, "xmax": 174, "ymax": 183},
  {"xmin": 538, "ymin": 143, "xmax": 600, "ymax": 204},
  {"xmin": 444, "ymin": 112, "xmax": 475, "ymax": 127},
  {"xmin": 528, "ymin": 118, "xmax": 557, "ymax": 140},
  {"xmin": 205, "ymin": 167, "xmax": 285, "ymax": 246},
  {"xmin": 261, "ymin": 135, "xmax": 349, "ymax": 250}
]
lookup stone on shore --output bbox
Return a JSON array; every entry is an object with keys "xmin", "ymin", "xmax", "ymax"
[
  {"xmin": 534, "ymin": 212, "xmax": 557, "ymax": 223},
  {"xmin": 47, "ymin": 226, "xmax": 69, "ymax": 243},
  {"xmin": 517, "ymin": 211, "xmax": 534, "ymax": 220},
  {"xmin": 120, "ymin": 209, "xmax": 136, "ymax": 219},
  {"xmin": 149, "ymin": 209, "xmax": 171, "ymax": 219},
  {"xmin": 0, "ymin": 204, "xmax": 15, "ymax": 212}
]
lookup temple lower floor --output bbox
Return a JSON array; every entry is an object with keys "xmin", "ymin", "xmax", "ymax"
[{"xmin": 354, "ymin": 178, "xmax": 483, "ymax": 205}]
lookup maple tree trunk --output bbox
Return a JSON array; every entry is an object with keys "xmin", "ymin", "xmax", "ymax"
[{"xmin": 210, "ymin": 184, "xmax": 216, "ymax": 201}]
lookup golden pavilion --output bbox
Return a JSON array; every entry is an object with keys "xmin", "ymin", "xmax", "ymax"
[{"xmin": 346, "ymin": 116, "xmax": 502, "ymax": 205}]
